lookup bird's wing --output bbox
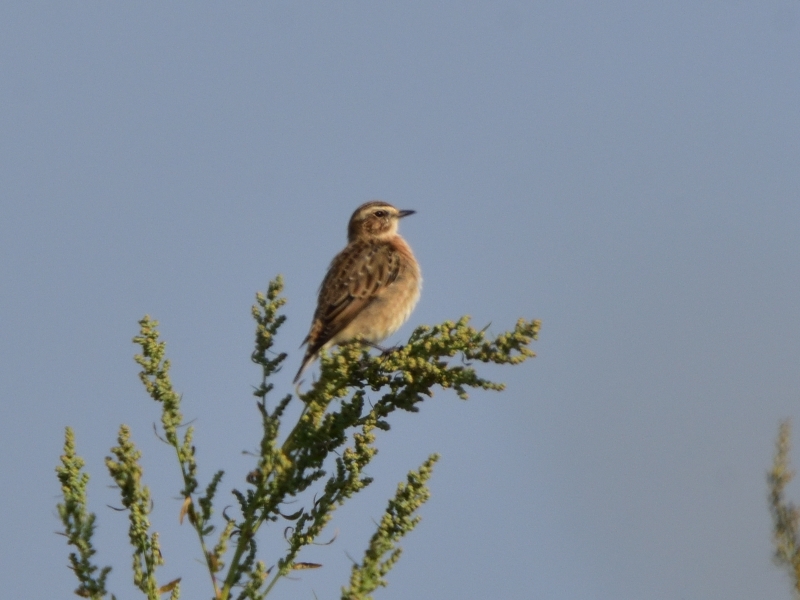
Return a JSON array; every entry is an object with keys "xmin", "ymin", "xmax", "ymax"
[{"xmin": 306, "ymin": 240, "xmax": 401, "ymax": 352}]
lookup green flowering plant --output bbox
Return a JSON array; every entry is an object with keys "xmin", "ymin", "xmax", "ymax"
[{"xmin": 56, "ymin": 276, "xmax": 539, "ymax": 600}]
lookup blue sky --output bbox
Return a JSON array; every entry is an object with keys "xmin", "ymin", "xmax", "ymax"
[{"xmin": 2, "ymin": 3, "xmax": 800, "ymax": 599}]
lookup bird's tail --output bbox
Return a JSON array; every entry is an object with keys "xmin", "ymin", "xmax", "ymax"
[{"xmin": 293, "ymin": 348, "xmax": 317, "ymax": 384}]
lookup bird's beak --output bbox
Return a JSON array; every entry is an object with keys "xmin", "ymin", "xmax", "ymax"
[{"xmin": 398, "ymin": 209, "xmax": 416, "ymax": 218}]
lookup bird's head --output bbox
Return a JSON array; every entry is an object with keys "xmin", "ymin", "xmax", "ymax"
[{"xmin": 347, "ymin": 201, "xmax": 415, "ymax": 242}]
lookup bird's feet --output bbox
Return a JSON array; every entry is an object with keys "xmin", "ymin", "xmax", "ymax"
[{"xmin": 360, "ymin": 340, "xmax": 401, "ymax": 356}]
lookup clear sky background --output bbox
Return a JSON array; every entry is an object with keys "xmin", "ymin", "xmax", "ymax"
[{"xmin": 2, "ymin": 3, "xmax": 800, "ymax": 599}]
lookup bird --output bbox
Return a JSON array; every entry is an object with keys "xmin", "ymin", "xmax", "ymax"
[{"xmin": 293, "ymin": 201, "xmax": 422, "ymax": 383}]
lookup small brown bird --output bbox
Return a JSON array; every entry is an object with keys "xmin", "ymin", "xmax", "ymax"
[{"xmin": 294, "ymin": 201, "xmax": 422, "ymax": 383}]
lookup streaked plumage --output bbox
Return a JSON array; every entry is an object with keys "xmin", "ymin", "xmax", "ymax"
[{"xmin": 294, "ymin": 201, "xmax": 421, "ymax": 383}]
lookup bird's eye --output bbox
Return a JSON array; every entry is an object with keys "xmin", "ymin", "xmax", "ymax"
[{"xmin": 374, "ymin": 210, "xmax": 387, "ymax": 218}]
